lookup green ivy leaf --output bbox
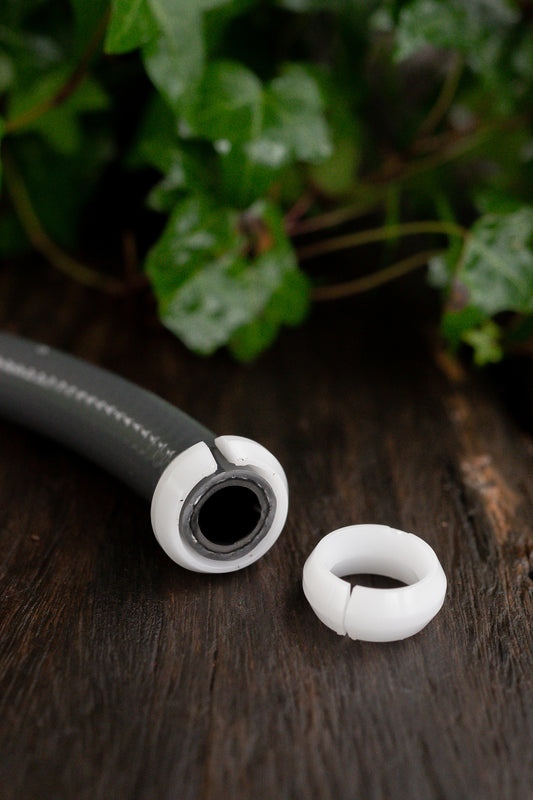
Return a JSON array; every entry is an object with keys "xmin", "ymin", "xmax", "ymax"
[
  {"xmin": 105, "ymin": 0, "xmax": 157, "ymax": 54},
  {"xmin": 395, "ymin": 0, "xmax": 518, "ymax": 72},
  {"xmin": 229, "ymin": 265, "xmax": 309, "ymax": 361},
  {"xmin": 5, "ymin": 130, "xmax": 113, "ymax": 250},
  {"xmin": 441, "ymin": 304, "xmax": 487, "ymax": 349},
  {"xmin": 128, "ymin": 94, "xmax": 177, "ymax": 171},
  {"xmin": 249, "ymin": 64, "xmax": 332, "ymax": 167},
  {"xmin": 70, "ymin": 0, "xmax": 110, "ymax": 51},
  {"xmin": 183, "ymin": 60, "xmax": 262, "ymax": 144},
  {"xmin": 462, "ymin": 320, "xmax": 503, "ymax": 365},
  {"xmin": 130, "ymin": 95, "xmax": 214, "ymax": 209},
  {"xmin": 215, "ymin": 63, "xmax": 332, "ymax": 206},
  {"xmin": 0, "ymin": 27, "xmax": 62, "ymax": 84},
  {"xmin": 147, "ymin": 143, "xmax": 215, "ymax": 210},
  {"xmin": 308, "ymin": 77, "xmax": 361, "ymax": 197},
  {"xmin": 218, "ymin": 145, "xmax": 281, "ymax": 207},
  {"xmin": 103, "ymin": 0, "xmax": 233, "ymax": 57},
  {"xmin": 142, "ymin": 0, "xmax": 204, "ymax": 109},
  {"xmin": 179, "ymin": 62, "xmax": 331, "ymax": 165},
  {"xmin": 473, "ymin": 188, "xmax": 523, "ymax": 216},
  {"xmin": 7, "ymin": 68, "xmax": 108, "ymax": 154},
  {"xmin": 456, "ymin": 208, "xmax": 533, "ymax": 316},
  {"xmin": 199, "ymin": 0, "xmax": 236, "ymax": 6},
  {"xmin": 439, "ymin": 208, "xmax": 533, "ymax": 363},
  {"xmin": 427, "ymin": 253, "xmax": 453, "ymax": 289},
  {"xmin": 146, "ymin": 195, "xmax": 309, "ymax": 356}
]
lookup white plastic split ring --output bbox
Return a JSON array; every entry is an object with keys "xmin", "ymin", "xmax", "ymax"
[{"xmin": 302, "ymin": 524, "xmax": 447, "ymax": 642}]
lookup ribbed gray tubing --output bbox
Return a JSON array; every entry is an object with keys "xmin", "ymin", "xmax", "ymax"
[{"xmin": 0, "ymin": 333, "xmax": 215, "ymax": 498}]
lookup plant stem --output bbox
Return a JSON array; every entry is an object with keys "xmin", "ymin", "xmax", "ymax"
[
  {"xmin": 312, "ymin": 249, "xmax": 443, "ymax": 301},
  {"xmin": 3, "ymin": 152, "xmax": 123, "ymax": 294},
  {"xmin": 297, "ymin": 220, "xmax": 466, "ymax": 261},
  {"xmin": 291, "ymin": 115, "xmax": 523, "ymax": 236},
  {"xmin": 284, "ymin": 192, "xmax": 316, "ymax": 231},
  {"xmin": 417, "ymin": 53, "xmax": 464, "ymax": 138},
  {"xmin": 394, "ymin": 116, "xmax": 520, "ymax": 184},
  {"xmin": 289, "ymin": 190, "xmax": 383, "ymax": 235},
  {"xmin": 4, "ymin": 11, "xmax": 109, "ymax": 135}
]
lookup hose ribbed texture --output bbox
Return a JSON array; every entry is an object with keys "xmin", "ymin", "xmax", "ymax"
[{"xmin": 0, "ymin": 333, "xmax": 214, "ymax": 498}]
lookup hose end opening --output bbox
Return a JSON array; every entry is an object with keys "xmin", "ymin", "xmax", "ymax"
[
  {"xmin": 180, "ymin": 468, "xmax": 276, "ymax": 559},
  {"xmin": 151, "ymin": 436, "xmax": 288, "ymax": 573}
]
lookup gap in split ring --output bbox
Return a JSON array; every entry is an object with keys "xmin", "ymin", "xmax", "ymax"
[{"xmin": 342, "ymin": 574, "xmax": 407, "ymax": 590}]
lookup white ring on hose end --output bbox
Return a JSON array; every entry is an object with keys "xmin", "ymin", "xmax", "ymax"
[
  {"xmin": 151, "ymin": 436, "xmax": 288, "ymax": 574},
  {"xmin": 302, "ymin": 524, "xmax": 447, "ymax": 642}
]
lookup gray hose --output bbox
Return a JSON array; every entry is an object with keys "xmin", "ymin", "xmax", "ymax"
[
  {"xmin": 0, "ymin": 332, "xmax": 214, "ymax": 498},
  {"xmin": 0, "ymin": 332, "xmax": 289, "ymax": 572}
]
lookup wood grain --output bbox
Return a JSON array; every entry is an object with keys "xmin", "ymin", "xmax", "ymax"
[{"xmin": 0, "ymin": 263, "xmax": 532, "ymax": 800}]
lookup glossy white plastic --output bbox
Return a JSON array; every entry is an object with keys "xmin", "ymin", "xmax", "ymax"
[
  {"xmin": 151, "ymin": 435, "xmax": 288, "ymax": 573},
  {"xmin": 302, "ymin": 524, "xmax": 447, "ymax": 641}
]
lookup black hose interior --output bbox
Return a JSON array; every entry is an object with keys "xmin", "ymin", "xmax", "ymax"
[{"xmin": 197, "ymin": 484, "xmax": 263, "ymax": 548}]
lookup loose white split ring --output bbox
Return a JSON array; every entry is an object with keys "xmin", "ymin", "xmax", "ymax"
[{"xmin": 302, "ymin": 524, "xmax": 447, "ymax": 642}]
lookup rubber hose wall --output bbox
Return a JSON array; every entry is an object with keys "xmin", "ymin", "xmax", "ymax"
[{"xmin": 0, "ymin": 333, "xmax": 214, "ymax": 498}]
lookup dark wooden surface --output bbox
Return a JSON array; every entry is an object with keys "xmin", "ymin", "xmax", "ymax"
[{"xmin": 1, "ymin": 262, "xmax": 532, "ymax": 800}]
